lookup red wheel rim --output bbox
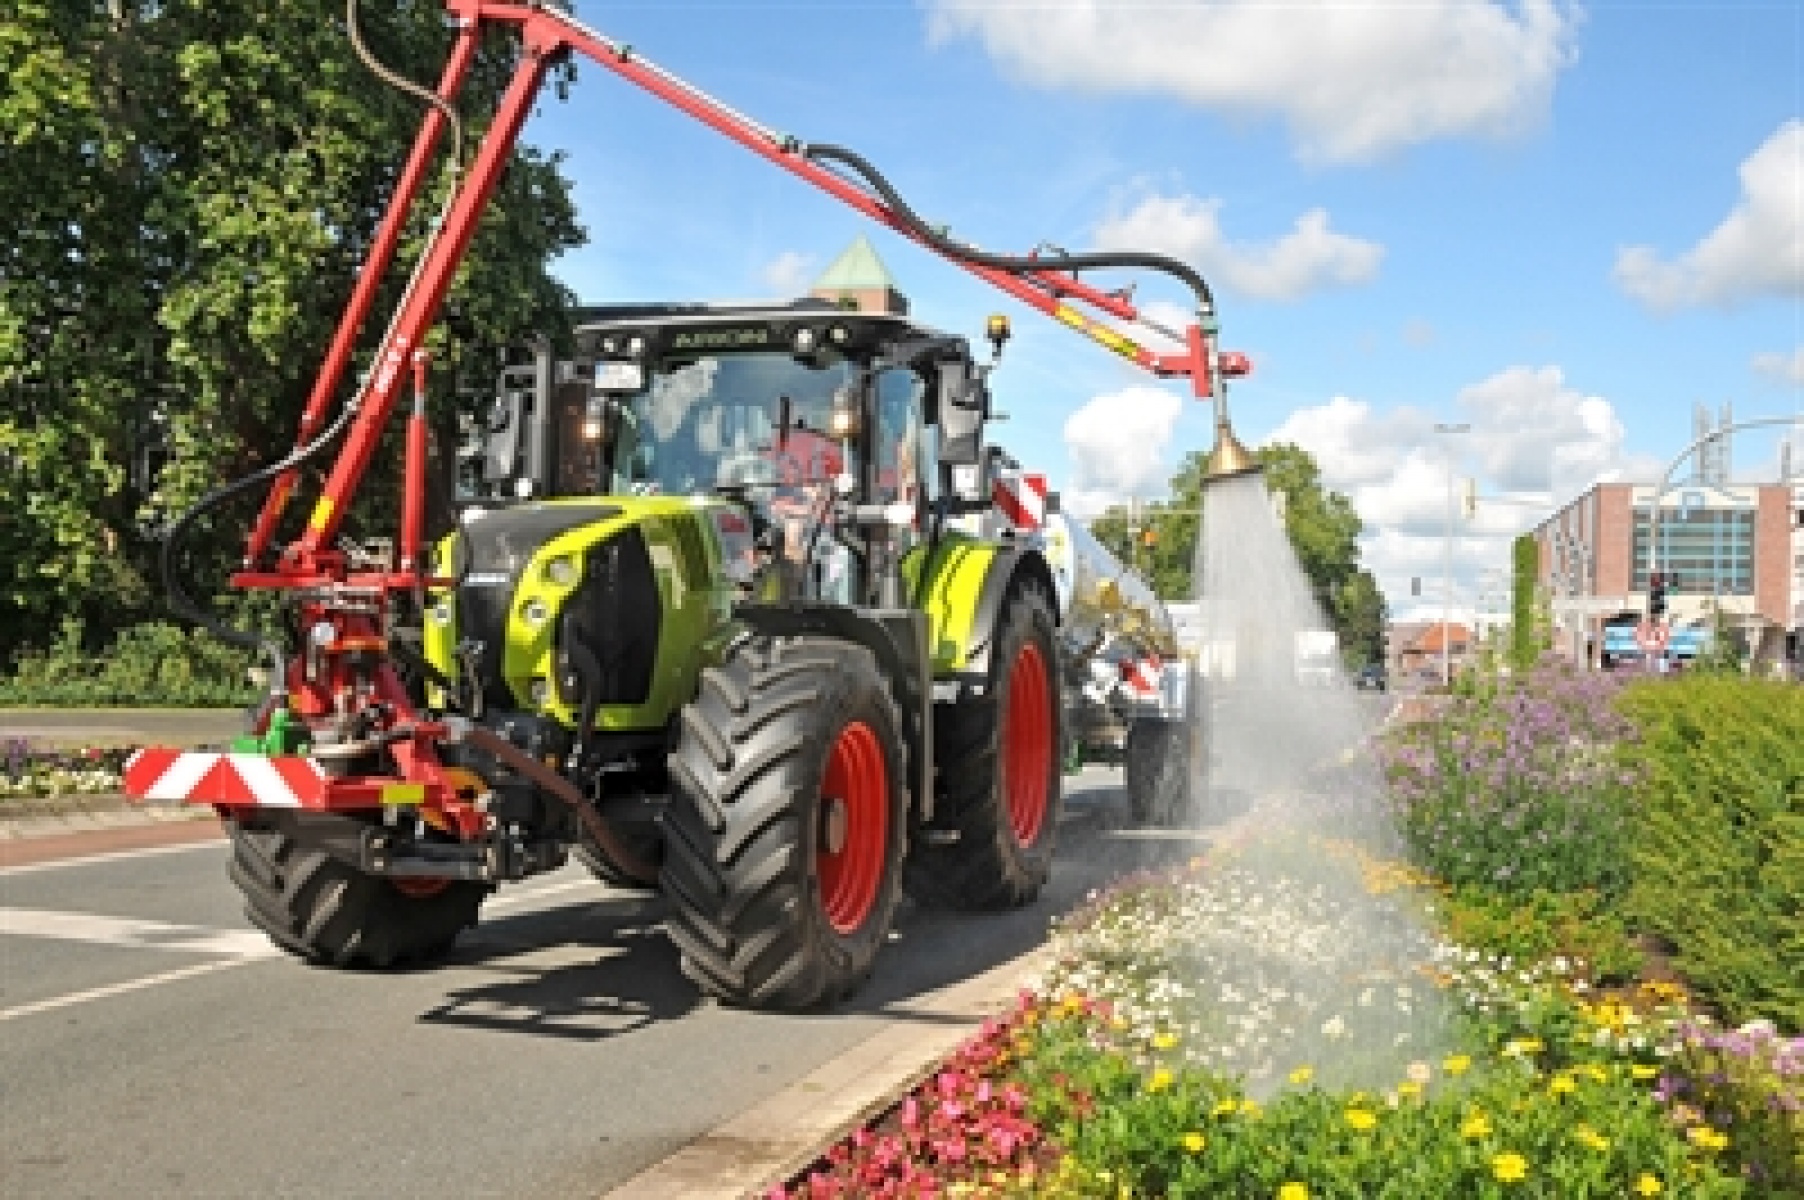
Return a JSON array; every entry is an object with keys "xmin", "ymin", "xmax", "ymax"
[
  {"xmin": 817, "ymin": 720, "xmax": 888, "ymax": 934},
  {"xmin": 390, "ymin": 877, "xmax": 450, "ymax": 898},
  {"xmin": 1002, "ymin": 639, "xmax": 1053, "ymax": 846}
]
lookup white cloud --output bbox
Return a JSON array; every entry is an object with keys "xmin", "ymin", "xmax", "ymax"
[
  {"xmin": 924, "ymin": 0, "xmax": 1578, "ymax": 163},
  {"xmin": 1095, "ymin": 193, "xmax": 1383, "ymax": 301},
  {"xmin": 1061, "ymin": 386, "xmax": 1185, "ymax": 517},
  {"xmin": 1261, "ymin": 365, "xmax": 1662, "ymax": 614},
  {"xmin": 1614, "ymin": 120, "xmax": 1804, "ymax": 309},
  {"xmin": 1752, "ymin": 347, "xmax": 1804, "ymax": 386},
  {"xmin": 760, "ymin": 250, "xmax": 817, "ymax": 295}
]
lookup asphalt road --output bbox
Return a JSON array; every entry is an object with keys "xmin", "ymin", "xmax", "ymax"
[{"xmin": 0, "ymin": 767, "xmax": 1214, "ymax": 1200}]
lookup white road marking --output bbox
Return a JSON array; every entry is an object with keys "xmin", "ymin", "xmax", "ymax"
[
  {"xmin": 0, "ymin": 878, "xmax": 602, "ymax": 1024},
  {"xmin": 0, "ymin": 907, "xmax": 281, "ymax": 958},
  {"xmin": 484, "ymin": 877, "xmax": 601, "ymax": 911},
  {"xmin": 0, "ymin": 959, "xmax": 256, "ymax": 1023},
  {"xmin": 0, "ymin": 838, "xmax": 222, "ymax": 878}
]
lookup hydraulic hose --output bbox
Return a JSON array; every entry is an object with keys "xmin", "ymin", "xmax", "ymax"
[
  {"xmin": 803, "ymin": 143, "xmax": 1217, "ymax": 316},
  {"xmin": 160, "ymin": 404, "xmax": 358, "ymax": 682}
]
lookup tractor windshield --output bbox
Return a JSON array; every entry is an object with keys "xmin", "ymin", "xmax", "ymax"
[{"xmin": 609, "ymin": 353, "xmax": 855, "ymax": 497}]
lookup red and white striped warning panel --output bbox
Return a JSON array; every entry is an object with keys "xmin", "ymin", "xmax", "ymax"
[
  {"xmin": 992, "ymin": 471, "xmax": 1049, "ymax": 532},
  {"xmin": 125, "ymin": 748, "xmax": 327, "ymax": 809},
  {"xmin": 1120, "ymin": 655, "xmax": 1163, "ymax": 697}
]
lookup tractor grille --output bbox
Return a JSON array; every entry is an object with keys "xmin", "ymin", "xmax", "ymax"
[
  {"xmin": 555, "ymin": 527, "xmax": 660, "ymax": 709},
  {"xmin": 455, "ymin": 503, "xmax": 619, "ymax": 710}
]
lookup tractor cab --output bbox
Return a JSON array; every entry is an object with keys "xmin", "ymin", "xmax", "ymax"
[{"xmin": 464, "ymin": 301, "xmax": 1000, "ymax": 608}]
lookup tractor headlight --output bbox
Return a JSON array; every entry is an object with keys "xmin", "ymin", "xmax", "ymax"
[
  {"xmin": 543, "ymin": 555, "xmax": 580, "ymax": 586},
  {"xmin": 791, "ymin": 325, "xmax": 818, "ymax": 354}
]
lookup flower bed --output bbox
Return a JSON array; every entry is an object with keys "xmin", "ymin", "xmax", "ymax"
[
  {"xmin": 0, "ymin": 739, "xmax": 129, "ymax": 801},
  {"xmin": 774, "ymin": 662, "xmax": 1801, "ymax": 1197}
]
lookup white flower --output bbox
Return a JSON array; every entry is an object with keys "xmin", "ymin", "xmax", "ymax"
[{"xmin": 1321, "ymin": 1015, "xmax": 1347, "ymax": 1040}]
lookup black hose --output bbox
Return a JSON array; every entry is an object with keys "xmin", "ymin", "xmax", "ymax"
[
  {"xmin": 160, "ymin": 404, "xmax": 357, "ymax": 673},
  {"xmin": 804, "ymin": 143, "xmax": 1216, "ymax": 316}
]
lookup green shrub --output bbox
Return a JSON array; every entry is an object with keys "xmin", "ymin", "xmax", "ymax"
[
  {"xmin": 1613, "ymin": 675, "xmax": 1804, "ymax": 1031},
  {"xmin": 0, "ymin": 617, "xmax": 254, "ymax": 707}
]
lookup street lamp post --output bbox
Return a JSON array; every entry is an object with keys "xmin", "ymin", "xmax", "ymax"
[{"xmin": 1435, "ymin": 422, "xmax": 1471, "ymax": 687}]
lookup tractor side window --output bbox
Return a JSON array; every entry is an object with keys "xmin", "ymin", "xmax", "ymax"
[{"xmin": 874, "ymin": 368, "xmax": 929, "ymax": 551}]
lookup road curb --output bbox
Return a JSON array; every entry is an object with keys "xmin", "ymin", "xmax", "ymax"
[
  {"xmin": 0, "ymin": 795, "xmax": 212, "ymax": 841},
  {"xmin": 601, "ymin": 943, "xmax": 1056, "ymax": 1200}
]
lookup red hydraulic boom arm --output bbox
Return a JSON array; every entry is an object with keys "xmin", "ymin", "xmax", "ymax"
[
  {"xmin": 245, "ymin": 0, "xmax": 1249, "ymax": 577},
  {"xmin": 132, "ymin": 0, "xmax": 1248, "ymax": 830}
]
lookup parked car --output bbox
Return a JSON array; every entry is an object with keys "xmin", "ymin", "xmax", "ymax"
[{"xmin": 1354, "ymin": 663, "xmax": 1387, "ymax": 692}]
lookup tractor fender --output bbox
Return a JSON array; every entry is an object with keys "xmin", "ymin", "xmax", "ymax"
[{"xmin": 912, "ymin": 535, "xmax": 1058, "ymax": 698}]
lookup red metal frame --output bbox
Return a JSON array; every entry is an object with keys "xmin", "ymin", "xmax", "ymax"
[{"xmin": 171, "ymin": 0, "xmax": 1247, "ymax": 830}]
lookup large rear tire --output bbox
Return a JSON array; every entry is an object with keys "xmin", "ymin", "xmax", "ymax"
[
  {"xmin": 226, "ymin": 819, "xmax": 489, "ymax": 967},
  {"xmin": 659, "ymin": 635, "xmax": 907, "ymax": 1010},
  {"xmin": 905, "ymin": 581, "xmax": 1062, "ymax": 910}
]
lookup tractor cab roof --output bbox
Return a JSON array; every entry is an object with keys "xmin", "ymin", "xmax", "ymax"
[{"xmin": 572, "ymin": 300, "xmax": 950, "ymax": 361}]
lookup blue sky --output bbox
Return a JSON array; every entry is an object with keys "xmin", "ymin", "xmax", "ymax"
[{"xmin": 523, "ymin": 1, "xmax": 1802, "ymax": 616}]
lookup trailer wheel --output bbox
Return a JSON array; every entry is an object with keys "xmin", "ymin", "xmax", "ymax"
[
  {"xmin": 1125, "ymin": 718, "xmax": 1192, "ymax": 826},
  {"xmin": 226, "ymin": 819, "xmax": 489, "ymax": 967},
  {"xmin": 905, "ymin": 581, "xmax": 1062, "ymax": 910},
  {"xmin": 660, "ymin": 636, "xmax": 907, "ymax": 1010}
]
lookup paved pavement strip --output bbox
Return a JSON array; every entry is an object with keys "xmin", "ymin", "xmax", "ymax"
[{"xmin": 602, "ymin": 944, "xmax": 1056, "ymax": 1200}]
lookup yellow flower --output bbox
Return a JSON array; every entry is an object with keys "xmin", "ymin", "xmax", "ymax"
[
  {"xmin": 1491, "ymin": 1152, "xmax": 1529, "ymax": 1183},
  {"xmin": 1634, "ymin": 1173, "xmax": 1664, "ymax": 1196},
  {"xmin": 1630, "ymin": 1064, "xmax": 1659, "ymax": 1080},
  {"xmin": 1548, "ymin": 1074, "xmax": 1577, "ymax": 1096},
  {"xmin": 1686, "ymin": 1126, "xmax": 1729, "ymax": 1152},
  {"xmin": 1442, "ymin": 1054, "xmax": 1472, "ymax": 1075},
  {"xmin": 1152, "ymin": 1031, "xmax": 1179, "ymax": 1051},
  {"xmin": 1147, "ymin": 1068, "xmax": 1173, "ymax": 1093},
  {"xmin": 1240, "ymin": 1099, "xmax": 1262, "ymax": 1118},
  {"xmin": 1182, "ymin": 1131, "xmax": 1206, "ymax": 1154},
  {"xmin": 1504, "ymin": 1038, "xmax": 1544, "ymax": 1057},
  {"xmin": 1397, "ymin": 1080, "xmax": 1424, "ymax": 1099},
  {"xmin": 1582, "ymin": 1063, "xmax": 1609, "ymax": 1083},
  {"xmin": 1213, "ymin": 1099, "xmax": 1239, "ymax": 1118},
  {"xmin": 1573, "ymin": 1126, "xmax": 1610, "ymax": 1152},
  {"xmin": 1460, "ymin": 1113, "xmax": 1492, "ymax": 1140},
  {"xmin": 1278, "ymin": 1185, "xmax": 1310, "ymax": 1200},
  {"xmin": 1289, "ymin": 1065, "xmax": 1314, "ymax": 1086},
  {"xmin": 1344, "ymin": 1108, "xmax": 1379, "ymax": 1132}
]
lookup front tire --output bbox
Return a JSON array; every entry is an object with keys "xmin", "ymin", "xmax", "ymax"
[
  {"xmin": 659, "ymin": 635, "xmax": 907, "ymax": 1010},
  {"xmin": 905, "ymin": 581, "xmax": 1062, "ymax": 910},
  {"xmin": 227, "ymin": 818, "xmax": 489, "ymax": 967}
]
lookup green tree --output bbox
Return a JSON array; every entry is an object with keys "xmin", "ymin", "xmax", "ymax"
[
  {"xmin": 1085, "ymin": 442, "xmax": 1384, "ymax": 662},
  {"xmin": 1, "ymin": 1, "xmax": 584, "ymax": 669},
  {"xmin": 1508, "ymin": 534, "xmax": 1547, "ymax": 670}
]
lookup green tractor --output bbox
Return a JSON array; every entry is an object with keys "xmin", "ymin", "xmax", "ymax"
[{"xmin": 375, "ymin": 299, "xmax": 1062, "ymax": 1008}]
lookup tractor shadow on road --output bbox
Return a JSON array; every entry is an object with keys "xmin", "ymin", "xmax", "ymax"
[{"xmin": 416, "ymin": 892, "xmax": 700, "ymax": 1040}]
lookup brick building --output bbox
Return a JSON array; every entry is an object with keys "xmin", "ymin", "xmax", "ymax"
[{"xmin": 1531, "ymin": 481, "xmax": 1803, "ymax": 672}]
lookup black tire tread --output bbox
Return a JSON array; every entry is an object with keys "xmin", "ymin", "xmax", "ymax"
[
  {"xmin": 226, "ymin": 820, "xmax": 487, "ymax": 968},
  {"xmin": 904, "ymin": 582, "xmax": 1063, "ymax": 910},
  {"xmin": 659, "ymin": 636, "xmax": 906, "ymax": 1010}
]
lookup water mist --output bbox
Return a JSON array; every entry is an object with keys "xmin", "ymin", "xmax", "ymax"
[{"xmin": 1173, "ymin": 470, "xmax": 1459, "ymax": 1098}]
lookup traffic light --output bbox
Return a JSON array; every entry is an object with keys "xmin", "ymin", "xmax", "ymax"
[{"xmin": 1649, "ymin": 571, "xmax": 1668, "ymax": 617}]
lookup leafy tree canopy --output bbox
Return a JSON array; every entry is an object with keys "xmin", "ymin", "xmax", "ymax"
[{"xmin": 1, "ymin": 1, "xmax": 584, "ymax": 667}]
